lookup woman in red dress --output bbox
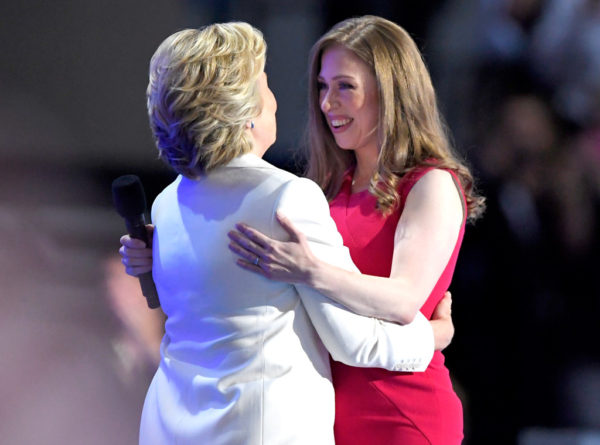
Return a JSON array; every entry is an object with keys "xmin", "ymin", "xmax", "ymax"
[{"xmin": 228, "ymin": 16, "xmax": 485, "ymax": 444}]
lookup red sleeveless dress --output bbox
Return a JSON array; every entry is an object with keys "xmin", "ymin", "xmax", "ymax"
[{"xmin": 329, "ymin": 166, "xmax": 465, "ymax": 445}]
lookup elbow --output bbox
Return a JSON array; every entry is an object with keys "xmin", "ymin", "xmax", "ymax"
[
  {"xmin": 326, "ymin": 343, "xmax": 358, "ymax": 367},
  {"xmin": 328, "ymin": 349, "xmax": 351, "ymax": 366},
  {"xmin": 384, "ymin": 284, "xmax": 425, "ymax": 324},
  {"xmin": 391, "ymin": 304, "xmax": 421, "ymax": 325}
]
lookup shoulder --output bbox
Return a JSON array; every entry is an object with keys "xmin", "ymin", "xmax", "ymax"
[
  {"xmin": 225, "ymin": 153, "xmax": 299, "ymax": 183},
  {"xmin": 409, "ymin": 168, "xmax": 461, "ymax": 202},
  {"xmin": 274, "ymin": 177, "xmax": 346, "ymax": 250},
  {"xmin": 209, "ymin": 155, "xmax": 304, "ymax": 200},
  {"xmin": 257, "ymin": 161, "xmax": 299, "ymax": 183},
  {"xmin": 240, "ymin": 158, "xmax": 303, "ymax": 194},
  {"xmin": 276, "ymin": 177, "xmax": 327, "ymax": 208},
  {"xmin": 276, "ymin": 177, "xmax": 331, "ymax": 225},
  {"xmin": 401, "ymin": 166, "xmax": 462, "ymax": 200},
  {"xmin": 404, "ymin": 168, "xmax": 465, "ymax": 223},
  {"xmin": 282, "ymin": 176, "xmax": 324, "ymax": 193},
  {"xmin": 414, "ymin": 168, "xmax": 455, "ymax": 189},
  {"xmin": 151, "ymin": 175, "xmax": 182, "ymax": 216}
]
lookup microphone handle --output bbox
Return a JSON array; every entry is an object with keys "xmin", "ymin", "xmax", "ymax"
[
  {"xmin": 125, "ymin": 215, "xmax": 150, "ymax": 244},
  {"xmin": 125, "ymin": 215, "xmax": 161, "ymax": 309},
  {"xmin": 139, "ymin": 272, "xmax": 160, "ymax": 309}
]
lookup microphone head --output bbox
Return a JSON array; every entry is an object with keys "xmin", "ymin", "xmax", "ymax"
[{"xmin": 112, "ymin": 175, "xmax": 147, "ymax": 218}]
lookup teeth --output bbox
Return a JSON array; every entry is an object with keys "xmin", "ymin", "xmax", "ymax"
[{"xmin": 331, "ymin": 118, "xmax": 351, "ymax": 128}]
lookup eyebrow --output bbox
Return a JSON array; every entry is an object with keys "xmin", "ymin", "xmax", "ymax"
[{"xmin": 317, "ymin": 74, "xmax": 356, "ymax": 81}]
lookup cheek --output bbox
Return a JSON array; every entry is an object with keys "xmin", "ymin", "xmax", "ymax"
[
  {"xmin": 367, "ymin": 108, "xmax": 379, "ymax": 129},
  {"xmin": 271, "ymin": 92, "xmax": 278, "ymax": 113},
  {"xmin": 364, "ymin": 98, "xmax": 379, "ymax": 128}
]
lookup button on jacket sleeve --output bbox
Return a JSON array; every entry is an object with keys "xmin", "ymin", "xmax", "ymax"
[{"xmin": 273, "ymin": 177, "xmax": 434, "ymax": 372}]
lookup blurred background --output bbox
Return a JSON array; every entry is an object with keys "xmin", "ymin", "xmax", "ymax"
[{"xmin": 1, "ymin": 0, "xmax": 599, "ymax": 444}]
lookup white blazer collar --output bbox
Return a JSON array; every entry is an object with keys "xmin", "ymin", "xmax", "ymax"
[{"xmin": 224, "ymin": 152, "xmax": 272, "ymax": 169}]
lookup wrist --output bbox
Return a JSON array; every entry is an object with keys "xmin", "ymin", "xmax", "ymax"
[{"xmin": 305, "ymin": 256, "xmax": 326, "ymax": 289}]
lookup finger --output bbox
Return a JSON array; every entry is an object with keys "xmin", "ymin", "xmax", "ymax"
[
  {"xmin": 441, "ymin": 296, "xmax": 452, "ymax": 310},
  {"xmin": 228, "ymin": 230, "xmax": 267, "ymax": 256},
  {"xmin": 235, "ymin": 258, "xmax": 268, "ymax": 276},
  {"xmin": 228, "ymin": 239, "xmax": 263, "ymax": 264},
  {"xmin": 234, "ymin": 223, "xmax": 272, "ymax": 250},
  {"xmin": 121, "ymin": 256, "xmax": 152, "ymax": 267},
  {"xmin": 122, "ymin": 246, "xmax": 153, "ymax": 258},
  {"xmin": 120, "ymin": 235, "xmax": 147, "ymax": 248},
  {"xmin": 275, "ymin": 212, "xmax": 302, "ymax": 241}
]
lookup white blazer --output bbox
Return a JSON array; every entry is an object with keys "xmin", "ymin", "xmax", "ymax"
[{"xmin": 140, "ymin": 153, "xmax": 434, "ymax": 445}]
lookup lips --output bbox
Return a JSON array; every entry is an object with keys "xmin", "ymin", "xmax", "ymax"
[{"xmin": 329, "ymin": 116, "xmax": 353, "ymax": 131}]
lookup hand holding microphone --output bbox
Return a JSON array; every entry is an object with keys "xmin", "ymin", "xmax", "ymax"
[
  {"xmin": 119, "ymin": 231, "xmax": 154, "ymax": 276},
  {"xmin": 112, "ymin": 175, "xmax": 160, "ymax": 309}
]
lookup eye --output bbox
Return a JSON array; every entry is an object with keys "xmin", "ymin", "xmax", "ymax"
[
  {"xmin": 339, "ymin": 82, "xmax": 355, "ymax": 90},
  {"xmin": 317, "ymin": 81, "xmax": 327, "ymax": 91}
]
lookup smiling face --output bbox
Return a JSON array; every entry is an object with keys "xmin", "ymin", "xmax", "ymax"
[{"xmin": 318, "ymin": 44, "xmax": 380, "ymax": 156}]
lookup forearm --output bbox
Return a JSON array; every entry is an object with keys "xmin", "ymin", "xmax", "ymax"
[{"xmin": 308, "ymin": 258, "xmax": 424, "ymax": 324}]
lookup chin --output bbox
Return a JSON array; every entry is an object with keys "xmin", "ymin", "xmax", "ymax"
[{"xmin": 334, "ymin": 141, "xmax": 356, "ymax": 151}]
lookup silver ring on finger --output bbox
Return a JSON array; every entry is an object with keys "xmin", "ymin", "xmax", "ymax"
[{"xmin": 253, "ymin": 256, "xmax": 260, "ymax": 266}]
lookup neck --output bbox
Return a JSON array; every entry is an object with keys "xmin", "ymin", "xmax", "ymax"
[
  {"xmin": 352, "ymin": 147, "xmax": 379, "ymax": 192},
  {"xmin": 250, "ymin": 144, "xmax": 268, "ymax": 159}
]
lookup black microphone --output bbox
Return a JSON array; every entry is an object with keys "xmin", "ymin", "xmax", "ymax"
[{"xmin": 111, "ymin": 175, "xmax": 160, "ymax": 309}]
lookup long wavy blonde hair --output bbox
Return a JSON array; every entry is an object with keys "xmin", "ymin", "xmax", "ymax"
[
  {"xmin": 147, "ymin": 23, "xmax": 266, "ymax": 177},
  {"xmin": 305, "ymin": 16, "xmax": 485, "ymax": 220}
]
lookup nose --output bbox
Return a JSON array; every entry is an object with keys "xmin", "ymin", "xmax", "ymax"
[{"xmin": 320, "ymin": 89, "xmax": 335, "ymax": 113}]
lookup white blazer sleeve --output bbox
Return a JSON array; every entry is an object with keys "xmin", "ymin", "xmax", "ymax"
[{"xmin": 273, "ymin": 177, "xmax": 434, "ymax": 372}]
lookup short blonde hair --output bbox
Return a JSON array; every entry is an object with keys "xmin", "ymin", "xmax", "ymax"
[
  {"xmin": 147, "ymin": 23, "xmax": 266, "ymax": 177},
  {"xmin": 306, "ymin": 16, "xmax": 485, "ymax": 220}
]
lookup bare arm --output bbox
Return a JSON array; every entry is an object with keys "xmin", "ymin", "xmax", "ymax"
[{"xmin": 229, "ymin": 169, "xmax": 464, "ymax": 324}]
